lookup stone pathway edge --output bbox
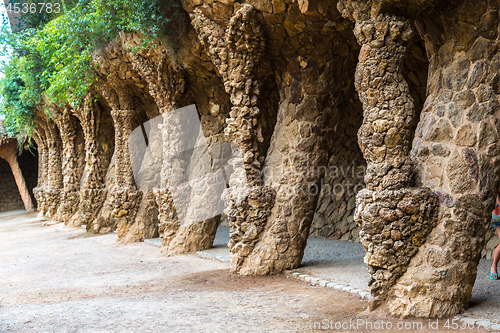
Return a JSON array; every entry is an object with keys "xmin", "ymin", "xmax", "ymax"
[{"xmin": 194, "ymin": 250, "xmax": 500, "ymax": 330}]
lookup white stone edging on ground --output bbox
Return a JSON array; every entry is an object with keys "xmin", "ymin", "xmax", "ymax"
[
  {"xmin": 192, "ymin": 251, "xmax": 500, "ymax": 330},
  {"xmin": 284, "ymin": 270, "xmax": 371, "ymax": 299},
  {"xmin": 284, "ymin": 270, "xmax": 500, "ymax": 331},
  {"xmin": 196, "ymin": 251, "xmax": 230, "ymax": 262},
  {"xmin": 144, "ymin": 238, "xmax": 161, "ymax": 247},
  {"xmin": 453, "ymin": 316, "xmax": 500, "ymax": 331}
]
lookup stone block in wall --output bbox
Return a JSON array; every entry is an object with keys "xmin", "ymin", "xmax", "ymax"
[{"xmin": 309, "ymin": 158, "xmax": 366, "ymax": 241}]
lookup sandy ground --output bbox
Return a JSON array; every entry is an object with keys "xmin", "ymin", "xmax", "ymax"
[
  {"xmin": 205, "ymin": 226, "xmax": 500, "ymax": 324},
  {"xmin": 0, "ymin": 210, "xmax": 26, "ymax": 219},
  {"xmin": 0, "ymin": 213, "xmax": 496, "ymax": 333},
  {"xmin": 297, "ymin": 238, "xmax": 500, "ymax": 323}
]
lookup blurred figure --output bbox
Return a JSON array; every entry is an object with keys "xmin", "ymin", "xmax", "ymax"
[{"xmin": 490, "ymin": 190, "xmax": 500, "ymax": 280}]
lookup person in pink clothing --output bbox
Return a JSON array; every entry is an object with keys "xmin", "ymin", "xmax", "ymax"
[{"xmin": 491, "ymin": 191, "xmax": 500, "ymax": 280}]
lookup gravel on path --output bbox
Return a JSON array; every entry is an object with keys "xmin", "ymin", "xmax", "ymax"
[
  {"xmin": 1, "ymin": 213, "xmax": 370, "ymax": 333},
  {"xmin": 0, "ymin": 213, "xmax": 495, "ymax": 332},
  {"xmin": 207, "ymin": 226, "xmax": 500, "ymax": 324}
]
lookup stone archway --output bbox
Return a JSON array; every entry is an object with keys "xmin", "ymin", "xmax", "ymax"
[
  {"xmin": 0, "ymin": 138, "xmax": 34, "ymax": 212},
  {"xmin": 336, "ymin": 0, "xmax": 500, "ymax": 319},
  {"xmin": 53, "ymin": 108, "xmax": 86, "ymax": 223},
  {"xmin": 188, "ymin": 0, "xmax": 368, "ymax": 275}
]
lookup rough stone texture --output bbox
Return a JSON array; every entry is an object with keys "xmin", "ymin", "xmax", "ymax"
[
  {"xmin": 309, "ymin": 106, "xmax": 366, "ymax": 241},
  {"xmin": 191, "ymin": 4, "xmax": 266, "ymax": 184},
  {"xmin": 127, "ymin": 44, "xmax": 224, "ymax": 252},
  {"xmin": 21, "ymin": 0, "xmax": 500, "ymax": 320},
  {"xmin": 240, "ymin": 83, "xmax": 337, "ymax": 275},
  {"xmin": 123, "ymin": 40, "xmax": 195, "ymax": 251},
  {"xmin": 0, "ymin": 132, "xmax": 37, "ymax": 212},
  {"xmin": 0, "ymin": 139, "xmax": 34, "ymax": 212},
  {"xmin": 154, "ymin": 107, "xmax": 226, "ymax": 255},
  {"xmin": 188, "ymin": 0, "xmax": 366, "ymax": 275},
  {"xmin": 39, "ymin": 111, "xmax": 64, "ymax": 218},
  {"xmin": 191, "ymin": 4, "xmax": 277, "ymax": 270},
  {"xmin": 482, "ymin": 226, "xmax": 500, "ymax": 259},
  {"xmin": 309, "ymin": 34, "xmax": 428, "ymax": 242},
  {"xmin": 53, "ymin": 108, "xmax": 85, "ymax": 223},
  {"xmin": 91, "ymin": 41, "xmax": 167, "ymax": 242},
  {"xmin": 0, "ymin": 158, "xmax": 26, "ymax": 211},
  {"xmin": 32, "ymin": 126, "xmax": 49, "ymax": 216},
  {"xmin": 70, "ymin": 95, "xmax": 114, "ymax": 229},
  {"xmin": 0, "ymin": 152, "xmax": 37, "ymax": 212},
  {"xmin": 337, "ymin": 0, "xmax": 500, "ymax": 318},
  {"xmin": 131, "ymin": 18, "xmax": 243, "ymax": 253},
  {"xmin": 387, "ymin": 1, "xmax": 500, "ymax": 318},
  {"xmin": 91, "ymin": 105, "xmax": 141, "ymax": 235},
  {"xmin": 339, "ymin": 10, "xmax": 441, "ymax": 311}
]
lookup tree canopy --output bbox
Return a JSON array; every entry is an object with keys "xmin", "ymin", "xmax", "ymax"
[{"xmin": 0, "ymin": 0, "xmax": 179, "ymax": 138}]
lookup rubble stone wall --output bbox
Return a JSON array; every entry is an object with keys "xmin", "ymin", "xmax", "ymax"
[
  {"xmin": 309, "ymin": 37, "xmax": 428, "ymax": 242},
  {"xmin": 0, "ymin": 158, "xmax": 23, "ymax": 212},
  {"xmin": 388, "ymin": 1, "xmax": 500, "ymax": 318},
  {"xmin": 337, "ymin": 0, "xmax": 500, "ymax": 318},
  {"xmin": 309, "ymin": 100, "xmax": 365, "ymax": 241},
  {"xmin": 27, "ymin": 0, "xmax": 500, "ymax": 319}
]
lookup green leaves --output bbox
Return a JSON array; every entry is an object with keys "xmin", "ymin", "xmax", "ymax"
[
  {"xmin": 33, "ymin": 7, "xmax": 98, "ymax": 106},
  {"xmin": 0, "ymin": 0, "xmax": 179, "ymax": 138},
  {"xmin": 0, "ymin": 60, "xmax": 35, "ymax": 138}
]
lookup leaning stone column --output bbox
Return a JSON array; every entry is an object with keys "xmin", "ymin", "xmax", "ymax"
[
  {"xmin": 0, "ymin": 139, "xmax": 34, "ymax": 212},
  {"xmin": 44, "ymin": 119, "xmax": 64, "ymax": 218},
  {"xmin": 192, "ymin": 4, "xmax": 275, "ymax": 273},
  {"xmin": 110, "ymin": 109, "xmax": 142, "ymax": 236},
  {"xmin": 350, "ymin": 14, "xmax": 439, "ymax": 310},
  {"xmin": 72, "ymin": 97, "xmax": 108, "ymax": 228},
  {"xmin": 92, "ymin": 81, "xmax": 141, "ymax": 234},
  {"xmin": 54, "ymin": 109, "xmax": 81, "ymax": 223},
  {"xmin": 126, "ymin": 43, "xmax": 222, "ymax": 251},
  {"xmin": 123, "ymin": 49, "xmax": 177, "ymax": 245},
  {"xmin": 386, "ymin": 15, "xmax": 500, "ymax": 318},
  {"xmin": 156, "ymin": 107, "xmax": 219, "ymax": 254},
  {"xmin": 33, "ymin": 128, "xmax": 49, "ymax": 214},
  {"xmin": 233, "ymin": 75, "xmax": 339, "ymax": 275}
]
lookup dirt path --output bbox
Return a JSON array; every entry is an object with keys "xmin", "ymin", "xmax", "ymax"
[{"xmin": 0, "ymin": 213, "xmax": 494, "ymax": 332}]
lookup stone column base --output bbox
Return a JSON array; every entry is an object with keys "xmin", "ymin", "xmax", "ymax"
[
  {"xmin": 54, "ymin": 190, "xmax": 80, "ymax": 224},
  {"xmin": 162, "ymin": 216, "xmax": 221, "ymax": 256},
  {"xmin": 154, "ymin": 188, "xmax": 221, "ymax": 255},
  {"xmin": 223, "ymin": 185, "xmax": 275, "ymax": 275},
  {"xmin": 33, "ymin": 186, "xmax": 47, "ymax": 216},
  {"xmin": 356, "ymin": 187, "xmax": 439, "ymax": 309},
  {"xmin": 72, "ymin": 187, "xmax": 106, "ymax": 228},
  {"xmin": 117, "ymin": 189, "xmax": 159, "ymax": 243},
  {"xmin": 92, "ymin": 185, "xmax": 141, "ymax": 234},
  {"xmin": 44, "ymin": 188, "xmax": 62, "ymax": 218}
]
